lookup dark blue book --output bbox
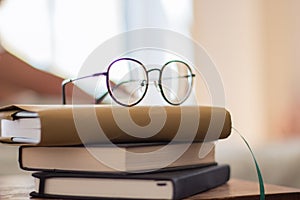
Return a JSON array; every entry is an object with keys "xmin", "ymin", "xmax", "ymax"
[{"xmin": 30, "ymin": 164, "xmax": 230, "ymax": 200}]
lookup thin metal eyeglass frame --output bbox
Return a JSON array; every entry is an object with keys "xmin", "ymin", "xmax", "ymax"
[{"xmin": 61, "ymin": 58, "xmax": 195, "ymax": 106}]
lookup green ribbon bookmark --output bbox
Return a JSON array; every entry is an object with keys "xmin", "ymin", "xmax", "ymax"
[{"xmin": 233, "ymin": 127, "xmax": 265, "ymax": 200}]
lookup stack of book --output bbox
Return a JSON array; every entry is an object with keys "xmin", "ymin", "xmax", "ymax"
[{"xmin": 0, "ymin": 104, "xmax": 232, "ymax": 200}]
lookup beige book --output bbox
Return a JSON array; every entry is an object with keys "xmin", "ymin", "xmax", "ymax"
[
  {"xmin": 19, "ymin": 142, "xmax": 215, "ymax": 173},
  {"xmin": 0, "ymin": 104, "xmax": 231, "ymax": 146}
]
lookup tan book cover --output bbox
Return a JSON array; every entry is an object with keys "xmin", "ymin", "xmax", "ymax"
[
  {"xmin": 19, "ymin": 142, "xmax": 216, "ymax": 173},
  {"xmin": 0, "ymin": 105, "xmax": 231, "ymax": 146}
]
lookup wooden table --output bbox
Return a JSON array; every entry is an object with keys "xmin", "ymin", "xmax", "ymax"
[{"xmin": 1, "ymin": 175, "xmax": 300, "ymax": 199}]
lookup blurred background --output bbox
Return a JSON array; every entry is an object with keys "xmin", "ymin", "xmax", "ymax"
[{"xmin": 1, "ymin": 0, "xmax": 300, "ymax": 188}]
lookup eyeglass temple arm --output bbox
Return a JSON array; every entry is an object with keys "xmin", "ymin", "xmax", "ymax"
[
  {"xmin": 160, "ymin": 74, "xmax": 195, "ymax": 81},
  {"xmin": 95, "ymin": 81, "xmax": 119, "ymax": 104},
  {"xmin": 62, "ymin": 79, "xmax": 72, "ymax": 104},
  {"xmin": 61, "ymin": 72, "xmax": 107, "ymax": 105},
  {"xmin": 95, "ymin": 79, "xmax": 143, "ymax": 104}
]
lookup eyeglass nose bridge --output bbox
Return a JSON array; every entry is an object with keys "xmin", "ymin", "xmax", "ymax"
[
  {"xmin": 146, "ymin": 68, "xmax": 162, "ymax": 82},
  {"xmin": 146, "ymin": 68, "xmax": 162, "ymax": 91},
  {"xmin": 146, "ymin": 68, "xmax": 161, "ymax": 75}
]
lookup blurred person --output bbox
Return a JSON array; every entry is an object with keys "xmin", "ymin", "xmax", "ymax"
[
  {"xmin": 0, "ymin": 44, "xmax": 96, "ymax": 105},
  {"xmin": 0, "ymin": 44, "xmax": 64, "ymax": 105},
  {"xmin": 0, "ymin": 0, "xmax": 65, "ymax": 104}
]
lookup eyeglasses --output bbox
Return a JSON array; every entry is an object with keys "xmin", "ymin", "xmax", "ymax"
[{"xmin": 62, "ymin": 58, "xmax": 195, "ymax": 107}]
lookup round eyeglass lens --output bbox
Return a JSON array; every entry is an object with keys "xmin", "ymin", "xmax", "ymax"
[
  {"xmin": 160, "ymin": 61, "xmax": 193, "ymax": 105},
  {"xmin": 107, "ymin": 59, "xmax": 148, "ymax": 106}
]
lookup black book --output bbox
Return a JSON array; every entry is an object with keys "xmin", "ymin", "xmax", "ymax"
[{"xmin": 30, "ymin": 164, "xmax": 230, "ymax": 200}]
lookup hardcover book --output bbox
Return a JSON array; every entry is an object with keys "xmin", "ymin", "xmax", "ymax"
[
  {"xmin": 30, "ymin": 164, "xmax": 230, "ymax": 200},
  {"xmin": 19, "ymin": 142, "xmax": 216, "ymax": 173},
  {"xmin": 0, "ymin": 105, "xmax": 232, "ymax": 146}
]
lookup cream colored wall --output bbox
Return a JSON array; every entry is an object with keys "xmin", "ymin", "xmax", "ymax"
[
  {"xmin": 193, "ymin": 0, "xmax": 300, "ymax": 145},
  {"xmin": 192, "ymin": 0, "xmax": 266, "ymax": 145},
  {"xmin": 263, "ymin": 0, "xmax": 300, "ymax": 139}
]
